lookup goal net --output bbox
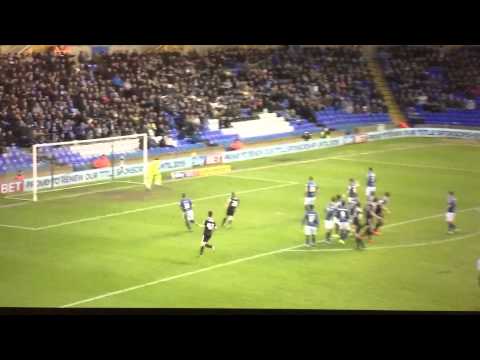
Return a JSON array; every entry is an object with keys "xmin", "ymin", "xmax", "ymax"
[{"xmin": 30, "ymin": 134, "xmax": 148, "ymax": 202}]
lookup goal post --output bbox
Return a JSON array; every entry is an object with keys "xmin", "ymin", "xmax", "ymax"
[{"xmin": 31, "ymin": 133, "xmax": 149, "ymax": 202}]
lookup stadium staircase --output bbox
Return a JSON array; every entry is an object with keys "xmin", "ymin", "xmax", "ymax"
[{"xmin": 365, "ymin": 47, "xmax": 405, "ymax": 126}]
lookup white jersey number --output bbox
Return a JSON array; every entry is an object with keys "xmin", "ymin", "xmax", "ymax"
[{"xmin": 206, "ymin": 222, "xmax": 215, "ymax": 231}]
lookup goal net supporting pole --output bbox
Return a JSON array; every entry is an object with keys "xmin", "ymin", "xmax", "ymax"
[
  {"xmin": 32, "ymin": 133, "xmax": 149, "ymax": 202},
  {"xmin": 143, "ymin": 133, "xmax": 148, "ymax": 188},
  {"xmin": 32, "ymin": 144, "xmax": 38, "ymax": 202}
]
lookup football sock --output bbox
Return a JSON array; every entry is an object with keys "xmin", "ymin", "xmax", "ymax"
[
  {"xmin": 311, "ymin": 235, "xmax": 316, "ymax": 245},
  {"xmin": 205, "ymin": 244, "xmax": 213, "ymax": 249},
  {"xmin": 200, "ymin": 246, "xmax": 205, "ymax": 255},
  {"xmin": 326, "ymin": 231, "xmax": 331, "ymax": 242},
  {"xmin": 222, "ymin": 218, "xmax": 227, "ymax": 226}
]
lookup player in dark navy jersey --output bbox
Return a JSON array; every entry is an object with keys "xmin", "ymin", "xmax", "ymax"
[
  {"xmin": 349, "ymin": 200, "xmax": 363, "ymax": 233},
  {"xmin": 198, "ymin": 211, "xmax": 217, "ymax": 255},
  {"xmin": 374, "ymin": 192, "xmax": 391, "ymax": 235},
  {"xmin": 179, "ymin": 193, "xmax": 195, "ymax": 231},
  {"xmin": 362, "ymin": 201, "xmax": 381, "ymax": 243},
  {"xmin": 324, "ymin": 197, "xmax": 337, "ymax": 244},
  {"xmin": 446, "ymin": 191, "xmax": 457, "ymax": 234},
  {"xmin": 302, "ymin": 205, "xmax": 319, "ymax": 247},
  {"xmin": 222, "ymin": 192, "xmax": 240, "ymax": 227},
  {"xmin": 304, "ymin": 176, "xmax": 317, "ymax": 210},
  {"xmin": 354, "ymin": 214, "xmax": 366, "ymax": 251},
  {"xmin": 336, "ymin": 200, "xmax": 350, "ymax": 244}
]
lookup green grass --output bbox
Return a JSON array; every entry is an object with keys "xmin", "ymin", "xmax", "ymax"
[{"xmin": 0, "ymin": 137, "xmax": 479, "ymax": 310}]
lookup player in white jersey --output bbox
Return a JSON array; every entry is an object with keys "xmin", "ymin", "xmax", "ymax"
[
  {"xmin": 332, "ymin": 194, "xmax": 342, "ymax": 239},
  {"xmin": 366, "ymin": 168, "xmax": 376, "ymax": 197},
  {"xmin": 302, "ymin": 205, "xmax": 319, "ymax": 247},
  {"xmin": 347, "ymin": 178, "xmax": 359, "ymax": 204},
  {"xmin": 304, "ymin": 176, "xmax": 317, "ymax": 209}
]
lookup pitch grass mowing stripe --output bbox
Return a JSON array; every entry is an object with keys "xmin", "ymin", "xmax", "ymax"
[
  {"xmin": 287, "ymin": 230, "xmax": 480, "ymax": 252},
  {"xmin": 333, "ymin": 157, "xmax": 480, "ymax": 174},
  {"xmin": 0, "ymin": 141, "xmax": 446, "ymax": 214},
  {"xmin": 0, "ymin": 141, "xmax": 457, "ymax": 229},
  {"xmin": 34, "ymin": 182, "xmax": 298, "ymax": 231},
  {"xmin": 1, "ymin": 141, "xmax": 444, "ymax": 207},
  {"xmin": 59, "ymin": 244, "xmax": 305, "ymax": 308},
  {"xmin": 59, "ymin": 206, "xmax": 479, "ymax": 308}
]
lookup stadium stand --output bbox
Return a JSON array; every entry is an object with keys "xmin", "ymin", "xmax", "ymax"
[
  {"xmin": 378, "ymin": 45, "xmax": 480, "ymax": 127},
  {"xmin": 0, "ymin": 45, "xmax": 392, "ymax": 172}
]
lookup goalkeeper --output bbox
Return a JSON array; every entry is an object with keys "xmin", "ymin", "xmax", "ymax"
[{"xmin": 146, "ymin": 158, "xmax": 162, "ymax": 190}]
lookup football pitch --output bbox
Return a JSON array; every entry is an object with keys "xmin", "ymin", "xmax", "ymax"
[{"xmin": 1, "ymin": 137, "xmax": 479, "ymax": 310}]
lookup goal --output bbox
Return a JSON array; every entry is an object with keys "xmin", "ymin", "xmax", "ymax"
[{"xmin": 31, "ymin": 134, "xmax": 148, "ymax": 202}]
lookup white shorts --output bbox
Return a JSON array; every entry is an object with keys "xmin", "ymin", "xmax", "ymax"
[
  {"xmin": 304, "ymin": 197, "xmax": 315, "ymax": 206},
  {"xmin": 445, "ymin": 212, "xmax": 455, "ymax": 222},
  {"xmin": 348, "ymin": 197, "xmax": 357, "ymax": 204},
  {"xmin": 333, "ymin": 217, "xmax": 340, "ymax": 225},
  {"xmin": 366, "ymin": 186, "xmax": 376, "ymax": 197},
  {"xmin": 339, "ymin": 222, "xmax": 350, "ymax": 231},
  {"xmin": 185, "ymin": 209, "xmax": 194, "ymax": 222},
  {"xmin": 304, "ymin": 225, "xmax": 317, "ymax": 236},
  {"xmin": 324, "ymin": 220, "xmax": 334, "ymax": 231}
]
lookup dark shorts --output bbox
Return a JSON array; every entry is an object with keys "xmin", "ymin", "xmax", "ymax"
[
  {"xmin": 202, "ymin": 232, "xmax": 212, "ymax": 243},
  {"xmin": 226, "ymin": 207, "xmax": 236, "ymax": 216}
]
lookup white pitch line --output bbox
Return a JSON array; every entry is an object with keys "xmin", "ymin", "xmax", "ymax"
[
  {"xmin": 0, "ymin": 223, "xmax": 38, "ymax": 231},
  {"xmin": 2, "ymin": 195, "xmax": 32, "ymax": 202},
  {"xmin": 218, "ymin": 174, "xmax": 298, "ymax": 184},
  {"xmin": 0, "ymin": 202, "xmax": 34, "ymax": 209},
  {"xmin": 35, "ymin": 182, "xmax": 297, "ymax": 231},
  {"xmin": 0, "ymin": 184, "xmax": 143, "ymax": 209},
  {"xmin": 224, "ymin": 142, "xmax": 445, "ymax": 175},
  {"xmin": 333, "ymin": 157, "xmax": 480, "ymax": 174},
  {"xmin": 114, "ymin": 180, "xmax": 146, "ymax": 185},
  {"xmin": 58, "ymin": 204, "xmax": 479, "ymax": 308},
  {"xmin": 35, "ymin": 181, "xmax": 113, "ymax": 194},
  {"xmin": 59, "ymin": 243, "xmax": 305, "ymax": 308},
  {"xmin": 287, "ymin": 230, "xmax": 480, "ymax": 252}
]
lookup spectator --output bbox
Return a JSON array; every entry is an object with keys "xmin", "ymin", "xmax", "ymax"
[
  {"xmin": 0, "ymin": 46, "xmax": 385, "ymax": 148},
  {"xmin": 228, "ymin": 138, "xmax": 244, "ymax": 151},
  {"xmin": 92, "ymin": 154, "xmax": 111, "ymax": 169}
]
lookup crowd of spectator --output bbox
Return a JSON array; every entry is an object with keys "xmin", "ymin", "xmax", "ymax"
[
  {"xmin": 378, "ymin": 45, "xmax": 480, "ymax": 113},
  {"xmin": 0, "ymin": 46, "xmax": 386, "ymax": 150}
]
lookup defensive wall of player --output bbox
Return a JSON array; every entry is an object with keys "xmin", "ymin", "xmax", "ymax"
[{"xmin": 2, "ymin": 128, "xmax": 480, "ymax": 194}]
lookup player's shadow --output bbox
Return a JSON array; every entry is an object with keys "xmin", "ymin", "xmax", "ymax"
[{"xmin": 158, "ymin": 257, "xmax": 194, "ymax": 266}]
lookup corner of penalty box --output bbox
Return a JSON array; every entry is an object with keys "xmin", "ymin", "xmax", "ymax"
[{"xmin": 170, "ymin": 164, "xmax": 232, "ymax": 179}]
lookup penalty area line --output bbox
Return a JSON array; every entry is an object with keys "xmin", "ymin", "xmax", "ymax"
[
  {"xmin": 34, "ymin": 182, "xmax": 298, "ymax": 231},
  {"xmin": 57, "ymin": 205, "xmax": 479, "ymax": 308},
  {"xmin": 59, "ymin": 243, "xmax": 305, "ymax": 308},
  {"xmin": 217, "ymin": 174, "xmax": 299, "ymax": 185},
  {"xmin": 286, "ymin": 230, "xmax": 480, "ymax": 252}
]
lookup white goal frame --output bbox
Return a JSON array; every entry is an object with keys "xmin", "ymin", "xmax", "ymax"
[{"xmin": 32, "ymin": 133, "xmax": 148, "ymax": 202}]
